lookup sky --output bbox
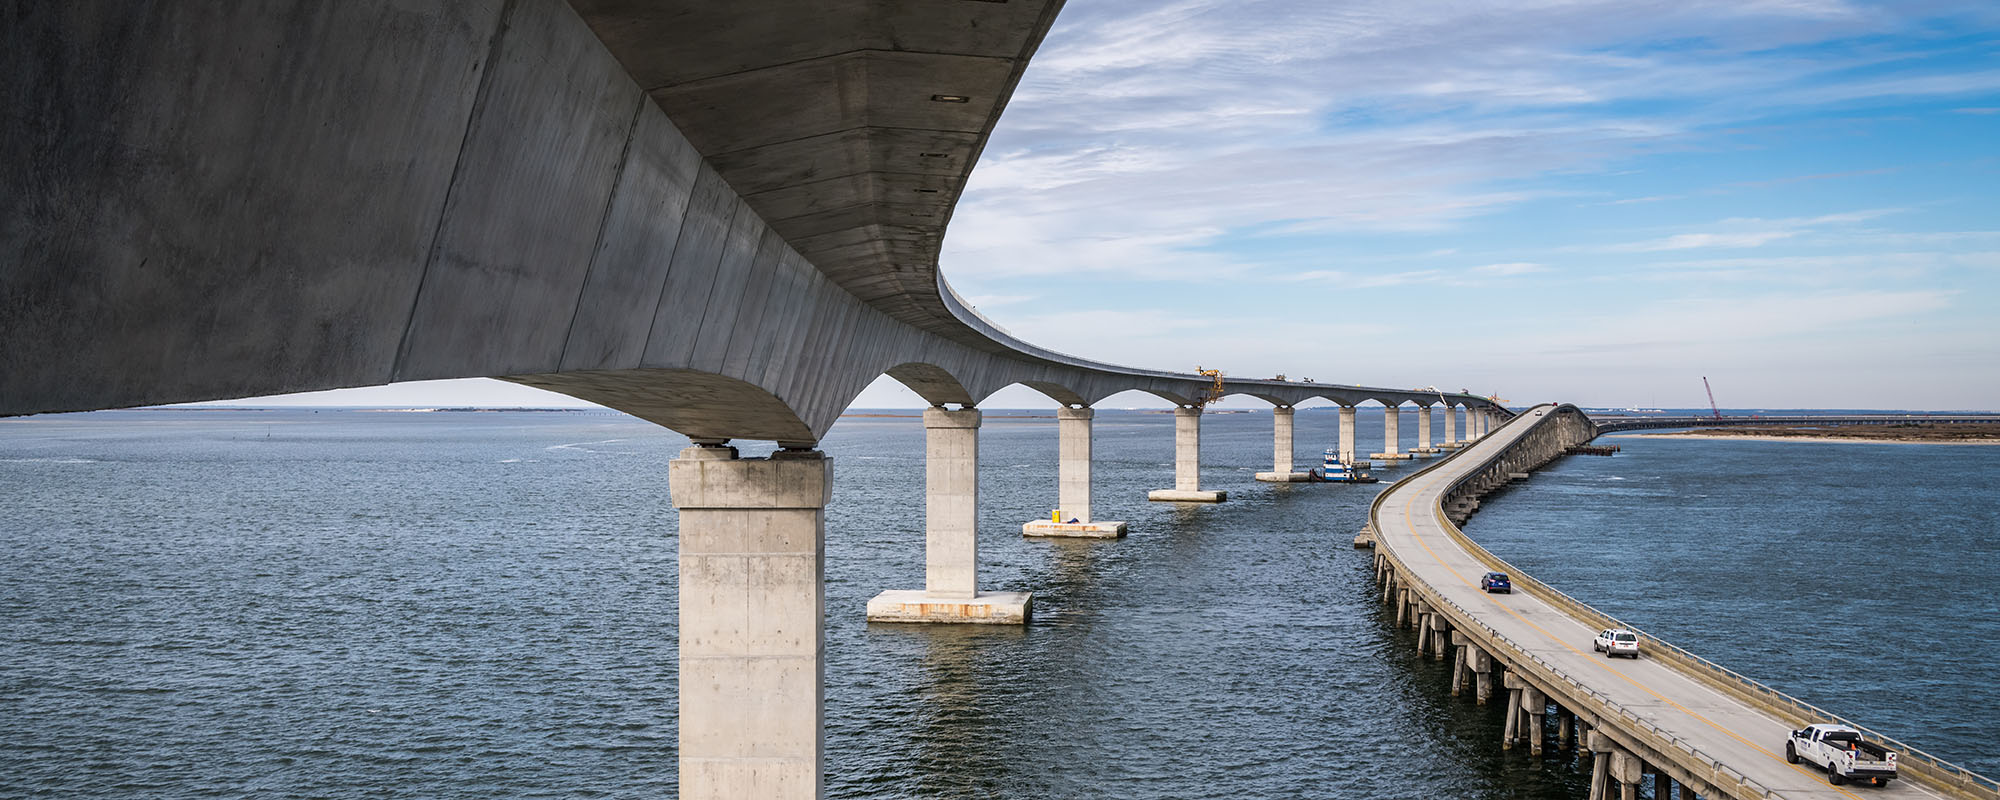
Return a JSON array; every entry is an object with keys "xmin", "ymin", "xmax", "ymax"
[{"xmin": 217, "ymin": 0, "xmax": 2000, "ymax": 411}]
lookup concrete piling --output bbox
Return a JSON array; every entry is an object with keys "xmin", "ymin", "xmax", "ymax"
[
  {"xmin": 1524, "ymin": 687, "xmax": 1545, "ymax": 755},
  {"xmin": 1503, "ymin": 688, "xmax": 1521, "ymax": 750},
  {"xmin": 868, "ymin": 408, "xmax": 1031, "ymax": 623},
  {"xmin": 1148, "ymin": 406, "xmax": 1225, "ymax": 502},
  {"xmin": 670, "ymin": 443, "xmax": 829, "ymax": 799},
  {"xmin": 1472, "ymin": 647, "xmax": 1494, "ymax": 705},
  {"xmin": 1372, "ymin": 405, "xmax": 1410, "ymax": 461},
  {"xmin": 1338, "ymin": 405, "xmax": 1358, "ymax": 465},
  {"xmin": 1023, "ymin": 407, "xmax": 1127, "ymax": 537},
  {"xmin": 1255, "ymin": 406, "xmax": 1310, "ymax": 482},
  {"xmin": 1414, "ymin": 404, "xmax": 1438, "ymax": 454}
]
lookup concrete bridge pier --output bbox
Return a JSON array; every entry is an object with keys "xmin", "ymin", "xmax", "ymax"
[
  {"xmin": 1429, "ymin": 615, "xmax": 1449, "ymax": 661},
  {"xmin": 670, "ymin": 443, "xmax": 829, "ymax": 800},
  {"xmin": 1413, "ymin": 404, "xmax": 1440, "ymax": 455},
  {"xmin": 1450, "ymin": 637, "xmax": 1470, "ymax": 696},
  {"xmin": 1587, "ymin": 731, "xmax": 1643, "ymax": 800},
  {"xmin": 1255, "ymin": 406, "xmax": 1311, "ymax": 482},
  {"xmin": 1471, "ymin": 646, "xmax": 1495, "ymax": 705},
  {"xmin": 1372, "ymin": 405, "xmax": 1412, "ymax": 462},
  {"xmin": 1501, "ymin": 673, "xmax": 1546, "ymax": 752},
  {"xmin": 1502, "ymin": 680, "xmax": 1522, "ymax": 750},
  {"xmin": 1336, "ymin": 405, "xmax": 1364, "ymax": 467},
  {"xmin": 1024, "ymin": 407, "xmax": 1128, "ymax": 538},
  {"xmin": 1524, "ymin": 686, "xmax": 1547, "ymax": 755},
  {"xmin": 1442, "ymin": 405, "xmax": 1461, "ymax": 448},
  {"xmin": 868, "ymin": 408, "xmax": 1031, "ymax": 624},
  {"xmin": 1149, "ymin": 406, "xmax": 1226, "ymax": 502}
]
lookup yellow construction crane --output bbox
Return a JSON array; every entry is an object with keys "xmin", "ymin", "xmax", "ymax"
[{"xmin": 1192, "ymin": 367, "xmax": 1226, "ymax": 408}]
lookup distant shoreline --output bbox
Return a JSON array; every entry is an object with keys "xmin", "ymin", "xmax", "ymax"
[{"xmin": 1631, "ymin": 432, "xmax": 2000, "ymax": 446}]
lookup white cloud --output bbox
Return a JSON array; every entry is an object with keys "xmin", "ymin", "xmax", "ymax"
[{"xmin": 1468, "ymin": 262, "xmax": 1548, "ymax": 276}]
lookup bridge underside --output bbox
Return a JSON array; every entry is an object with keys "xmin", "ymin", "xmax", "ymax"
[{"xmin": 1, "ymin": 0, "xmax": 1500, "ymax": 442}]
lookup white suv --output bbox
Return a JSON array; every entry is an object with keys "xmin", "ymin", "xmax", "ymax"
[{"xmin": 1593, "ymin": 628, "xmax": 1640, "ymax": 659}]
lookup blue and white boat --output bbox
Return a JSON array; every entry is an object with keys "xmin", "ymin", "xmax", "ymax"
[{"xmin": 1312, "ymin": 449, "xmax": 1376, "ymax": 483}]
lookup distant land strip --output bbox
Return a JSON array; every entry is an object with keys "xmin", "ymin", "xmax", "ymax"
[{"xmin": 1643, "ymin": 423, "xmax": 2000, "ymax": 445}]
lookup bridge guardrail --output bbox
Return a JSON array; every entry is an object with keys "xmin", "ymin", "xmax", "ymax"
[
  {"xmin": 1369, "ymin": 413, "xmax": 1776, "ymax": 798},
  {"xmin": 1396, "ymin": 406, "xmax": 2000, "ymax": 800},
  {"xmin": 1380, "ymin": 542, "xmax": 1783, "ymax": 799}
]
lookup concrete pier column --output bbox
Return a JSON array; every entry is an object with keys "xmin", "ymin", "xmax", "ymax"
[
  {"xmin": 1415, "ymin": 404, "xmax": 1437, "ymax": 454},
  {"xmin": 1371, "ymin": 405, "xmax": 1410, "ymax": 461},
  {"xmin": 670, "ymin": 443, "xmax": 829, "ymax": 799},
  {"xmin": 1451, "ymin": 642, "xmax": 1469, "ymax": 695},
  {"xmin": 1443, "ymin": 404, "xmax": 1459, "ymax": 447},
  {"xmin": 1502, "ymin": 686, "xmax": 1522, "ymax": 749},
  {"xmin": 1149, "ymin": 406, "xmax": 1226, "ymax": 502},
  {"xmin": 1557, "ymin": 708, "xmax": 1573, "ymax": 750},
  {"xmin": 1589, "ymin": 731, "xmax": 1641, "ymax": 800},
  {"xmin": 1337, "ymin": 405, "xmax": 1358, "ymax": 465},
  {"xmin": 1256, "ymin": 406, "xmax": 1310, "ymax": 482},
  {"xmin": 1471, "ymin": 646, "xmax": 1494, "ymax": 705},
  {"xmin": 868, "ymin": 408, "xmax": 1031, "ymax": 624},
  {"xmin": 925, "ymin": 408, "xmax": 979, "ymax": 599},
  {"xmin": 1523, "ymin": 687, "xmax": 1546, "ymax": 755},
  {"xmin": 1612, "ymin": 750, "xmax": 1640, "ymax": 800},
  {"xmin": 1024, "ymin": 407, "xmax": 1127, "ymax": 538}
]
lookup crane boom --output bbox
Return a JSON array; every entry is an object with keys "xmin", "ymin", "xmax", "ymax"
[{"xmin": 1702, "ymin": 376, "xmax": 1721, "ymax": 421}]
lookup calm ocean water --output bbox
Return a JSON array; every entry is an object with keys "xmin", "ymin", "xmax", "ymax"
[{"xmin": 1, "ymin": 407, "xmax": 1992, "ymax": 798}]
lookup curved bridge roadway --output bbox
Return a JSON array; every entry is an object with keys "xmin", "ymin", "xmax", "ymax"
[{"xmin": 1376, "ymin": 404, "xmax": 1948, "ymax": 800}]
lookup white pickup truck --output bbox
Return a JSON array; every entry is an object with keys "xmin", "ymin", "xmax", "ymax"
[{"xmin": 1786, "ymin": 724, "xmax": 1898, "ymax": 787}]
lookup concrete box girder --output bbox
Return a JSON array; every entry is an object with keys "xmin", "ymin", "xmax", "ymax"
[
  {"xmin": 715, "ymin": 127, "xmax": 982, "ymax": 197},
  {"xmin": 650, "ymin": 50, "xmax": 1013, "ymax": 157},
  {"xmin": 567, "ymin": 0, "xmax": 1057, "ymax": 89}
]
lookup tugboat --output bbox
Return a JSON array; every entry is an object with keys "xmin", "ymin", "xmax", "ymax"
[{"xmin": 1309, "ymin": 449, "xmax": 1377, "ymax": 483}]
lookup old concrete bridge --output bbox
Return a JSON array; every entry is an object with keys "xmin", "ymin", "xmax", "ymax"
[
  {"xmin": 1368, "ymin": 406, "xmax": 2000, "ymax": 800},
  {"xmin": 3, "ymin": 1, "xmax": 1513, "ymax": 796}
]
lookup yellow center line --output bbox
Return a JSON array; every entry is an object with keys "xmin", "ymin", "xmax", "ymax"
[{"xmin": 1390, "ymin": 418, "xmax": 1873, "ymax": 800}]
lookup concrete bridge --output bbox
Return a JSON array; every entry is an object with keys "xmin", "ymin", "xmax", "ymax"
[
  {"xmin": 3, "ymin": 2, "xmax": 1513, "ymax": 797},
  {"xmin": 1367, "ymin": 405, "xmax": 2000, "ymax": 800}
]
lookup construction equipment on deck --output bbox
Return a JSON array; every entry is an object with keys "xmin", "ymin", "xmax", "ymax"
[
  {"xmin": 1703, "ymin": 376, "xmax": 1722, "ymax": 421},
  {"xmin": 1192, "ymin": 367, "xmax": 1226, "ymax": 408}
]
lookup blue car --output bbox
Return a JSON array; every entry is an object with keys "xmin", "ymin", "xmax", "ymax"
[{"xmin": 1481, "ymin": 572, "xmax": 1512, "ymax": 593}]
